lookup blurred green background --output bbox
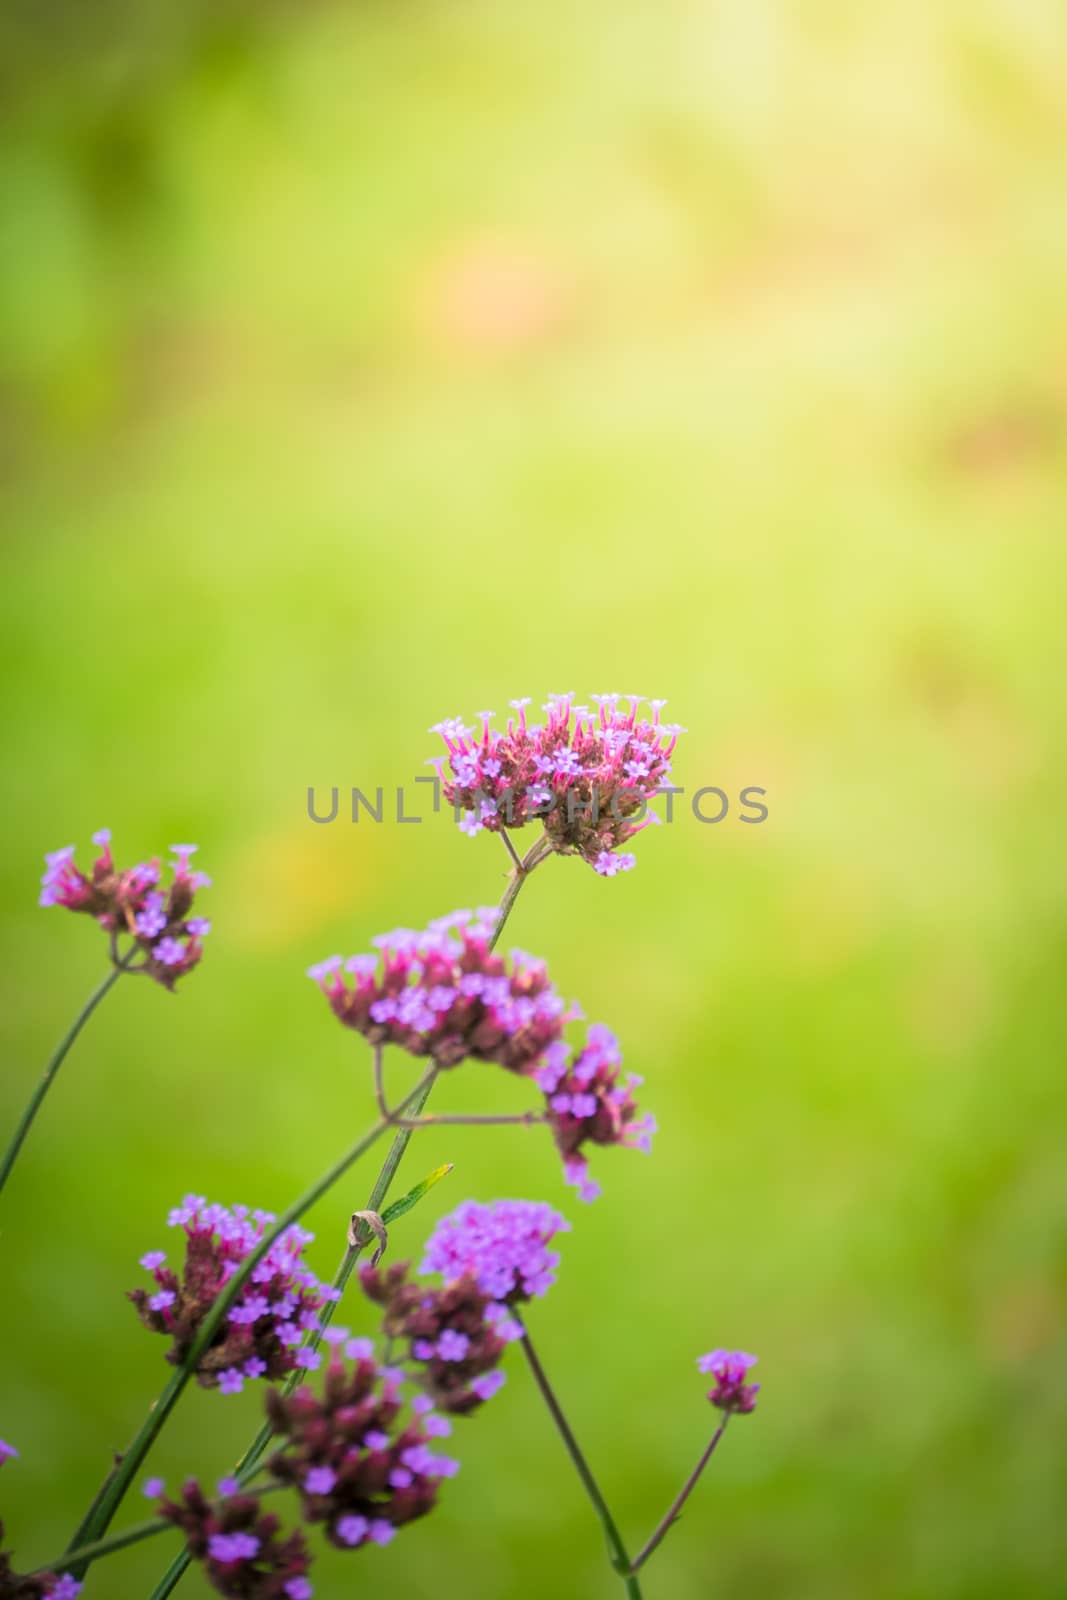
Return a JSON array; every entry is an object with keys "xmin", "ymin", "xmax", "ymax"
[{"xmin": 2, "ymin": 1, "xmax": 1066, "ymax": 1596}]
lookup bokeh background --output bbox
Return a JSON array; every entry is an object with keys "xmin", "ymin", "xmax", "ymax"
[{"xmin": 2, "ymin": 2, "xmax": 1066, "ymax": 1596}]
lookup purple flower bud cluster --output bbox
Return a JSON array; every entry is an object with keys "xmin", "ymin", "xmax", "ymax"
[
  {"xmin": 311, "ymin": 915, "xmax": 654, "ymax": 1200},
  {"xmin": 356, "ymin": 1200, "xmax": 568, "ymax": 1414},
  {"xmin": 430, "ymin": 693, "xmax": 684, "ymax": 870},
  {"xmin": 535, "ymin": 1027, "xmax": 656, "ymax": 1203},
  {"xmin": 264, "ymin": 1345, "xmax": 458, "ymax": 1550},
  {"xmin": 39, "ymin": 833, "xmax": 210, "ymax": 989},
  {"xmin": 359, "ymin": 1263, "xmax": 515, "ymax": 1415},
  {"xmin": 698, "ymin": 1350, "xmax": 760, "ymax": 1415},
  {"xmin": 128, "ymin": 1198, "xmax": 336, "ymax": 1392},
  {"xmin": 154, "ymin": 1480, "xmax": 312, "ymax": 1599},
  {"xmin": 308, "ymin": 910, "xmax": 575, "ymax": 1073},
  {"xmin": 419, "ymin": 1199, "xmax": 569, "ymax": 1303}
]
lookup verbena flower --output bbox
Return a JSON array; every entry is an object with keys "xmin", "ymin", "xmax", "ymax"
[
  {"xmin": 698, "ymin": 1350, "xmax": 760, "ymax": 1415},
  {"xmin": 419, "ymin": 1199, "xmax": 569, "ymax": 1302},
  {"xmin": 265, "ymin": 1344, "xmax": 457, "ymax": 1549},
  {"xmin": 38, "ymin": 833, "xmax": 210, "ymax": 989},
  {"xmin": 0, "ymin": 1445, "xmax": 15, "ymax": 1469},
  {"xmin": 359, "ymin": 1263, "xmax": 516, "ymax": 1414},
  {"xmin": 154, "ymin": 1480, "xmax": 312, "ymax": 1598},
  {"xmin": 307, "ymin": 910, "xmax": 576, "ymax": 1073},
  {"xmin": 430, "ymin": 694, "xmax": 684, "ymax": 870},
  {"xmin": 129, "ymin": 1198, "xmax": 335, "ymax": 1391},
  {"xmin": 535, "ymin": 1028, "xmax": 656, "ymax": 1202},
  {"xmin": 310, "ymin": 917, "xmax": 653, "ymax": 1200}
]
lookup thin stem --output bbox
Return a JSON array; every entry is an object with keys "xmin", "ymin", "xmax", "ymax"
[
  {"xmin": 498, "ymin": 829, "xmax": 524, "ymax": 873},
  {"xmin": 629, "ymin": 1416, "xmax": 731, "ymax": 1574},
  {"xmin": 383, "ymin": 1111, "xmax": 549, "ymax": 1128},
  {"xmin": 517, "ymin": 1312, "xmax": 642, "ymax": 1599},
  {"xmin": 0, "ymin": 963, "xmax": 125, "ymax": 1197},
  {"xmin": 234, "ymin": 1069, "xmax": 441, "ymax": 1483},
  {"xmin": 145, "ymin": 1079, "xmax": 444, "ymax": 1600},
  {"xmin": 65, "ymin": 1071, "xmax": 434, "ymax": 1576},
  {"xmin": 35, "ymin": 1482, "xmax": 292, "ymax": 1579},
  {"xmin": 146, "ymin": 847, "xmax": 547, "ymax": 1600},
  {"xmin": 34, "ymin": 1513, "xmax": 175, "ymax": 1574},
  {"xmin": 489, "ymin": 837, "xmax": 548, "ymax": 947},
  {"xmin": 372, "ymin": 1046, "xmax": 546, "ymax": 1129}
]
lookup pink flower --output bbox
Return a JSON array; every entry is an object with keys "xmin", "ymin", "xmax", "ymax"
[
  {"xmin": 308, "ymin": 911, "xmax": 577, "ymax": 1073},
  {"xmin": 698, "ymin": 1349, "xmax": 760, "ymax": 1414},
  {"xmin": 431, "ymin": 693, "xmax": 683, "ymax": 871},
  {"xmin": 38, "ymin": 832, "xmax": 210, "ymax": 990}
]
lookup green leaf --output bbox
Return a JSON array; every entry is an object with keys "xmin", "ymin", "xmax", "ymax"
[{"xmin": 380, "ymin": 1163, "xmax": 454, "ymax": 1226}]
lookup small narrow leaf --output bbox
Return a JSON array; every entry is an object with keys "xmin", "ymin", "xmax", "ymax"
[{"xmin": 381, "ymin": 1163, "xmax": 454, "ymax": 1226}]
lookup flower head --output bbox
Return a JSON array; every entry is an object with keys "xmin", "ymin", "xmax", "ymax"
[
  {"xmin": 419, "ymin": 1200, "xmax": 569, "ymax": 1303},
  {"xmin": 129, "ymin": 1198, "xmax": 331, "ymax": 1391},
  {"xmin": 308, "ymin": 911, "xmax": 575, "ymax": 1073},
  {"xmin": 311, "ymin": 918, "xmax": 651, "ymax": 1199},
  {"xmin": 698, "ymin": 1349, "xmax": 760, "ymax": 1415},
  {"xmin": 431, "ymin": 694, "xmax": 682, "ymax": 871},
  {"xmin": 359, "ymin": 1261, "xmax": 514, "ymax": 1415},
  {"xmin": 158, "ymin": 1480, "xmax": 312, "ymax": 1598},
  {"xmin": 537, "ymin": 1027, "xmax": 656, "ymax": 1202},
  {"xmin": 0, "ymin": 1442, "xmax": 16, "ymax": 1468},
  {"xmin": 38, "ymin": 832, "xmax": 210, "ymax": 989},
  {"xmin": 265, "ymin": 1344, "xmax": 457, "ymax": 1547}
]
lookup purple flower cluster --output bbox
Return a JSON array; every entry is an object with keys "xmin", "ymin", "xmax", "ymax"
[
  {"xmin": 310, "ymin": 913, "xmax": 654, "ymax": 1200},
  {"xmin": 308, "ymin": 910, "xmax": 575, "ymax": 1073},
  {"xmin": 535, "ymin": 1027, "xmax": 656, "ymax": 1203},
  {"xmin": 419, "ymin": 1199, "xmax": 569, "ymax": 1303},
  {"xmin": 265, "ymin": 1344, "xmax": 458, "ymax": 1549},
  {"xmin": 39, "ymin": 833, "xmax": 210, "ymax": 989},
  {"xmin": 430, "ymin": 693, "xmax": 684, "ymax": 870},
  {"xmin": 129, "ymin": 1198, "xmax": 336, "ymax": 1392},
  {"xmin": 154, "ymin": 1479, "xmax": 312, "ymax": 1599},
  {"xmin": 359, "ymin": 1262, "xmax": 516, "ymax": 1414},
  {"xmin": 698, "ymin": 1350, "xmax": 760, "ymax": 1415}
]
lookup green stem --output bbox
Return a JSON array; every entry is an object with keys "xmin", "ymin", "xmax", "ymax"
[
  {"xmin": 34, "ymin": 1513, "xmax": 175, "ymax": 1574},
  {"xmin": 35, "ymin": 1481, "xmax": 292, "ymax": 1580},
  {"xmin": 65, "ymin": 1071, "xmax": 434, "ymax": 1577},
  {"xmin": 629, "ymin": 1416, "xmax": 731, "ymax": 1573},
  {"xmin": 0, "ymin": 964, "xmax": 124, "ymax": 1196},
  {"xmin": 241, "ymin": 1069, "xmax": 439, "ymax": 1483},
  {"xmin": 145, "ymin": 841, "xmax": 544, "ymax": 1599},
  {"xmin": 517, "ymin": 1312, "xmax": 643, "ymax": 1599}
]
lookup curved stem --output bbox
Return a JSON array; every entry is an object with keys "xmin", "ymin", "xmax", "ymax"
[
  {"xmin": 516, "ymin": 1312, "xmax": 642, "ymax": 1599},
  {"xmin": 372, "ymin": 1042, "xmax": 545, "ymax": 1129},
  {"xmin": 36, "ymin": 1482, "xmax": 292, "ymax": 1580},
  {"xmin": 145, "ymin": 846, "xmax": 546, "ymax": 1599},
  {"xmin": 499, "ymin": 829, "xmax": 524, "ymax": 873},
  {"xmin": 384, "ymin": 1110, "xmax": 549, "ymax": 1128},
  {"xmin": 65, "ymin": 1070, "xmax": 434, "ymax": 1576},
  {"xmin": 235, "ymin": 1069, "xmax": 441, "ymax": 1483},
  {"xmin": 34, "ymin": 1513, "xmax": 175, "ymax": 1574},
  {"xmin": 489, "ymin": 837, "xmax": 547, "ymax": 947},
  {"xmin": 629, "ymin": 1416, "xmax": 731, "ymax": 1573},
  {"xmin": 0, "ymin": 964, "xmax": 125, "ymax": 1197}
]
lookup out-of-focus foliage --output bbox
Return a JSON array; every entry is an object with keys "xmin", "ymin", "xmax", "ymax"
[{"xmin": 2, "ymin": 2, "xmax": 1066, "ymax": 1597}]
